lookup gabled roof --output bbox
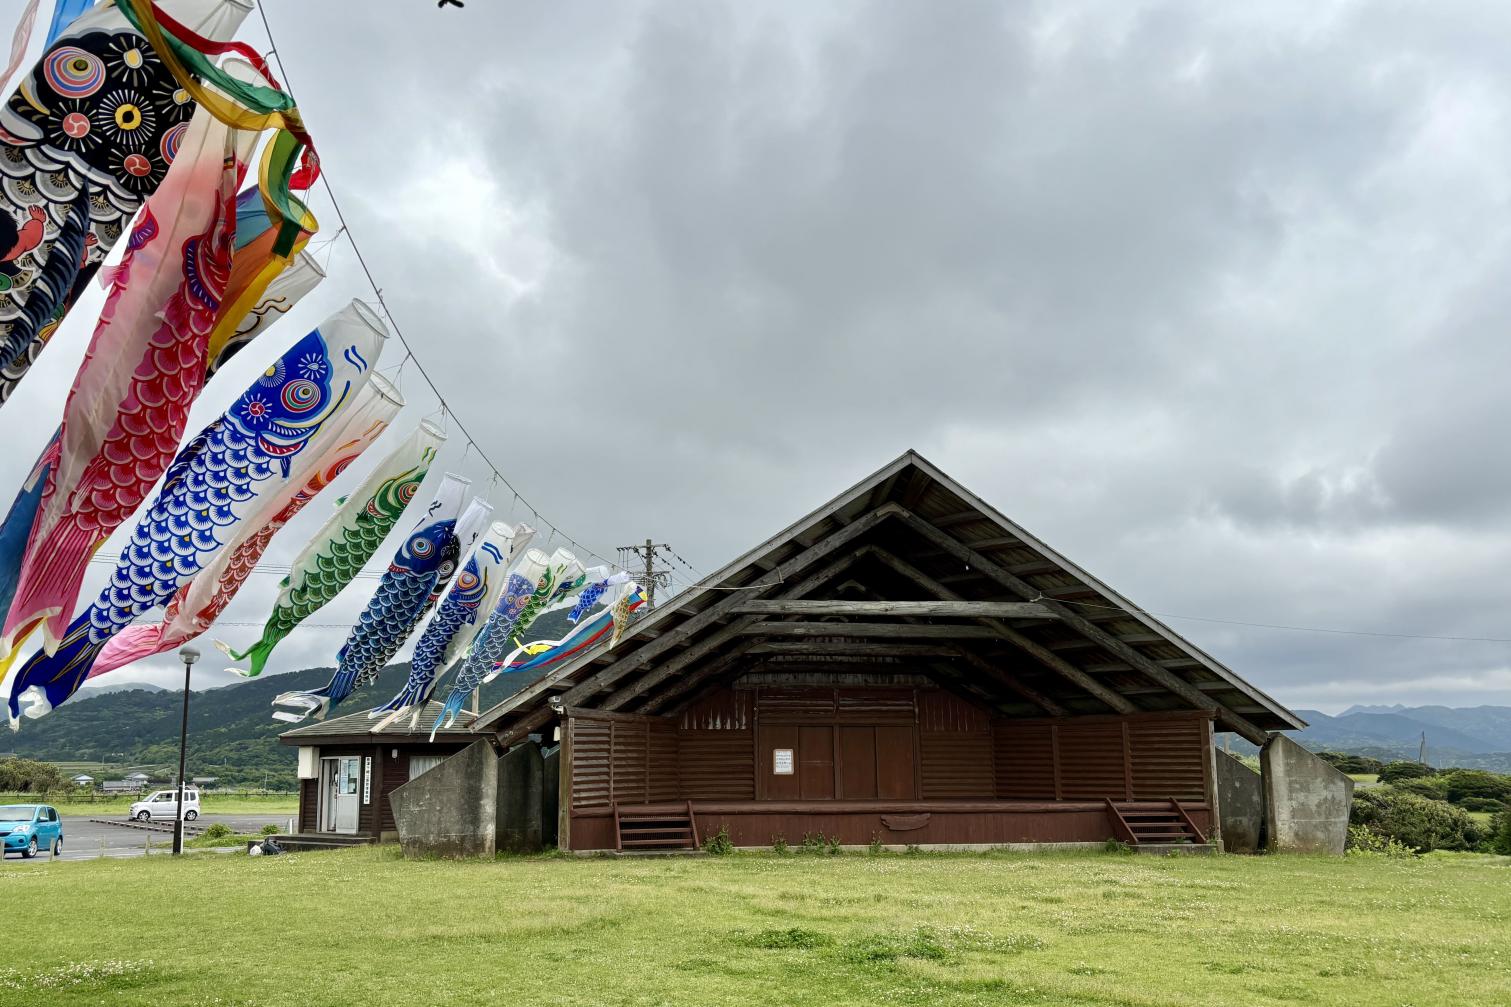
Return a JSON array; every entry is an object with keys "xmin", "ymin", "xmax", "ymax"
[
  {"xmin": 477, "ymin": 451, "xmax": 1304, "ymax": 745},
  {"xmin": 278, "ymin": 701, "xmax": 478, "ymax": 746}
]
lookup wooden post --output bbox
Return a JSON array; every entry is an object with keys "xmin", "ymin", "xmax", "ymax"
[{"xmin": 557, "ymin": 714, "xmax": 572, "ymax": 853}]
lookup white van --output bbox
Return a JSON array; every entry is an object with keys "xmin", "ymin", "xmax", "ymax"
[{"xmin": 129, "ymin": 789, "xmax": 200, "ymax": 822}]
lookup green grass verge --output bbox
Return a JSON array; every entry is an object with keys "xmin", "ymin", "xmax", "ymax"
[
  {"xmin": 1346, "ymin": 773, "xmax": 1380, "ymax": 784},
  {"xmin": 3, "ymin": 847, "xmax": 1510, "ymax": 1005}
]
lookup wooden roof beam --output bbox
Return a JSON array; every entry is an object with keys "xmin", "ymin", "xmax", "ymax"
[
  {"xmin": 734, "ymin": 622, "xmax": 1005, "ymax": 639},
  {"xmin": 892, "ymin": 508, "xmax": 1272, "ymax": 746},
  {"xmin": 746, "ymin": 641, "xmax": 964, "ymax": 658},
  {"xmin": 946, "ymin": 648, "xmax": 1069, "ymax": 717},
  {"xmin": 866, "ymin": 547, "xmax": 1136, "ymax": 715},
  {"xmin": 731, "ymin": 600, "xmax": 1055, "ymax": 619}
]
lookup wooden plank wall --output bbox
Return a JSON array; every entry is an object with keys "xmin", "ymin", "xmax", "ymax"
[
  {"xmin": 569, "ymin": 712, "xmax": 680, "ymax": 812},
  {"xmin": 992, "ymin": 711, "xmax": 1211, "ymax": 801},
  {"xmin": 917, "ymin": 690, "xmax": 994, "ymax": 798},
  {"xmin": 678, "ymin": 689, "xmax": 755, "ymax": 799}
]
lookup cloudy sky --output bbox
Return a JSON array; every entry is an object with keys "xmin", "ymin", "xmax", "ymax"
[{"xmin": 6, "ymin": 0, "xmax": 1511, "ymax": 718}]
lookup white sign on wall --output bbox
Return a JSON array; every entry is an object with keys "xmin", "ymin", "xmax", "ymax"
[
  {"xmin": 363, "ymin": 756, "xmax": 373, "ymax": 805},
  {"xmin": 773, "ymin": 748, "xmax": 795, "ymax": 775}
]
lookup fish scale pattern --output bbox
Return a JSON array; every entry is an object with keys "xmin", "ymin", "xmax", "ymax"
[
  {"xmin": 372, "ymin": 555, "xmax": 490, "ymax": 717},
  {"xmin": 227, "ymin": 459, "xmax": 430, "ymax": 678}
]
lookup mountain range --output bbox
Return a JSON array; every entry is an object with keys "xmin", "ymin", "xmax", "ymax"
[{"xmin": 1223, "ymin": 704, "xmax": 1511, "ymax": 772}]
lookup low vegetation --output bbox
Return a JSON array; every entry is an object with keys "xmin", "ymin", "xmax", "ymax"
[
  {"xmin": 1344, "ymin": 762, "xmax": 1511, "ymax": 854},
  {"xmin": 3, "ymin": 846, "xmax": 1509, "ymax": 1005}
]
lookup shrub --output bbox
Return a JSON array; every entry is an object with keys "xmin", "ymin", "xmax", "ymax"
[
  {"xmin": 770, "ymin": 834, "xmax": 789, "ymax": 855},
  {"xmin": 1318, "ymin": 752, "xmax": 1384, "ymax": 775},
  {"xmin": 1488, "ymin": 811, "xmax": 1511, "ymax": 856},
  {"xmin": 201, "ymin": 823, "xmax": 234, "ymax": 839},
  {"xmin": 1350, "ymin": 788, "xmax": 1483, "ymax": 852},
  {"xmin": 260, "ymin": 824, "xmax": 281, "ymax": 836},
  {"xmin": 1459, "ymin": 796, "xmax": 1507, "ymax": 814},
  {"xmin": 1346, "ymin": 824, "xmax": 1418, "ymax": 858},
  {"xmin": 1379, "ymin": 761, "xmax": 1435, "ymax": 784},
  {"xmin": 0, "ymin": 757, "xmax": 66, "ymax": 793},
  {"xmin": 702, "ymin": 825, "xmax": 733, "ymax": 856}
]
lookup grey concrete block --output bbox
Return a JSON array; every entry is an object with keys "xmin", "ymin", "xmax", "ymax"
[
  {"xmin": 1261, "ymin": 733, "xmax": 1353, "ymax": 855},
  {"xmin": 496, "ymin": 742, "xmax": 544, "ymax": 853},
  {"xmin": 1215, "ymin": 750, "xmax": 1264, "ymax": 853},
  {"xmin": 390, "ymin": 739, "xmax": 498, "ymax": 858}
]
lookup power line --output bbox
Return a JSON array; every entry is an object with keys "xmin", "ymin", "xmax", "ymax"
[{"xmin": 252, "ymin": 2, "xmax": 623, "ymax": 576}]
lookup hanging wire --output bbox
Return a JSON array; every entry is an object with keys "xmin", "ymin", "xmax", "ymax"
[{"xmin": 254, "ymin": 2, "xmax": 625, "ymax": 574}]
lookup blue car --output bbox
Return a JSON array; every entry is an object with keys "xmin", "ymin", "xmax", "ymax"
[{"xmin": 1, "ymin": 804, "xmax": 63, "ymax": 859}]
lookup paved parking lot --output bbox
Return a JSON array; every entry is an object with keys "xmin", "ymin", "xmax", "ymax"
[{"xmin": 2, "ymin": 814, "xmax": 292, "ymax": 862}]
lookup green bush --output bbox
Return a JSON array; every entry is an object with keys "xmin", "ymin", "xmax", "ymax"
[
  {"xmin": 1346, "ymin": 824, "xmax": 1418, "ymax": 858},
  {"xmin": 0, "ymin": 757, "xmax": 66, "ymax": 793},
  {"xmin": 1459, "ymin": 796, "xmax": 1507, "ymax": 813},
  {"xmin": 260, "ymin": 824, "xmax": 280, "ymax": 836},
  {"xmin": 1318, "ymin": 752, "xmax": 1384, "ymax": 775},
  {"xmin": 202, "ymin": 823, "xmax": 233, "ymax": 839},
  {"xmin": 1378, "ymin": 761, "xmax": 1435, "ymax": 784},
  {"xmin": 1350, "ymin": 787, "xmax": 1483, "ymax": 852},
  {"xmin": 1488, "ymin": 811, "xmax": 1511, "ymax": 856}
]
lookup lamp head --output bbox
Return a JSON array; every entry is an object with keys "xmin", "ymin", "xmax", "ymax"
[{"xmin": 179, "ymin": 647, "xmax": 201, "ymax": 666}]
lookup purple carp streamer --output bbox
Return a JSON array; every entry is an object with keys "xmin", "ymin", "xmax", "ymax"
[
  {"xmin": 0, "ymin": 0, "xmax": 250, "ymax": 402},
  {"xmin": 216, "ymin": 421, "xmax": 445, "ymax": 679},
  {"xmin": 369, "ymin": 520, "xmax": 536, "ymax": 729},
  {"xmin": 271, "ymin": 481, "xmax": 493, "ymax": 723},
  {"xmin": 5, "ymin": 303, "xmax": 386, "ymax": 726},
  {"xmin": 431, "ymin": 547, "xmax": 581, "ymax": 737}
]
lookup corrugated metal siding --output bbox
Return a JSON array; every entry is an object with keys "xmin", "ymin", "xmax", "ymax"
[
  {"xmin": 994, "ymin": 722, "xmax": 1057, "ymax": 798},
  {"xmin": 1128, "ymin": 717, "xmax": 1206, "ymax": 801}
]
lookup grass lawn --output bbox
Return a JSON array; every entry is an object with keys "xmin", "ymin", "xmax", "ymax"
[
  {"xmin": 1346, "ymin": 773, "xmax": 1380, "ymax": 785},
  {"xmin": 2, "ymin": 793, "xmax": 297, "ymax": 817},
  {"xmin": 3, "ymin": 848, "xmax": 1510, "ymax": 1006}
]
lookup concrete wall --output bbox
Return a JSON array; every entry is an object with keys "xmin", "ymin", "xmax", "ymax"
[
  {"xmin": 1261, "ymin": 733, "xmax": 1353, "ymax": 854},
  {"xmin": 496, "ymin": 742, "xmax": 544, "ymax": 853},
  {"xmin": 390, "ymin": 740, "xmax": 498, "ymax": 858},
  {"xmin": 1215, "ymin": 751, "xmax": 1264, "ymax": 853}
]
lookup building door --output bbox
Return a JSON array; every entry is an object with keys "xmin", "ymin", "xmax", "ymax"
[{"xmin": 320, "ymin": 757, "xmax": 361, "ymax": 833}]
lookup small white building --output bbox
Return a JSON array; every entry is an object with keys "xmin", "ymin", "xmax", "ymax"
[{"xmin": 71, "ymin": 773, "xmax": 94, "ymax": 785}]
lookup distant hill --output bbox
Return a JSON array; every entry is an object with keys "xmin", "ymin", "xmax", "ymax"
[
  {"xmin": 6, "ymin": 661, "xmax": 548, "ymax": 788},
  {"xmin": 1222, "ymin": 703, "xmax": 1511, "ymax": 773},
  {"xmin": 74, "ymin": 681, "xmax": 168, "ymax": 699}
]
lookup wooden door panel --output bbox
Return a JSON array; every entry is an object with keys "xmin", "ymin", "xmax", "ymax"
[
  {"xmin": 798, "ymin": 725, "xmax": 835, "ymax": 800},
  {"xmin": 838, "ymin": 726, "xmax": 878, "ymax": 799},
  {"xmin": 875, "ymin": 725, "xmax": 918, "ymax": 799}
]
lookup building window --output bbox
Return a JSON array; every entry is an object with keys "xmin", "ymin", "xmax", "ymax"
[{"xmin": 409, "ymin": 755, "xmax": 445, "ymax": 780}]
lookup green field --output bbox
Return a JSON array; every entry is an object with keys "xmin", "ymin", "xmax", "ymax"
[
  {"xmin": 0, "ymin": 793, "xmax": 296, "ymax": 817},
  {"xmin": 2, "ymin": 848, "xmax": 1509, "ymax": 1006}
]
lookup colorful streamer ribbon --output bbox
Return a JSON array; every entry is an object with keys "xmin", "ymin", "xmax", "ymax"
[
  {"xmin": 5, "ymin": 302, "xmax": 387, "ymax": 725},
  {"xmin": 0, "ymin": 0, "xmax": 252, "ymax": 405},
  {"xmin": 0, "ymin": 92, "xmax": 253, "ymax": 666},
  {"xmin": 368, "ymin": 520, "xmax": 536, "ymax": 729},
  {"xmin": 217, "ymin": 422, "xmax": 446, "ymax": 679},
  {"xmin": 430, "ymin": 548, "xmax": 582, "ymax": 737},
  {"xmin": 271, "ymin": 480, "xmax": 493, "ymax": 723},
  {"xmin": 91, "ymin": 314, "xmax": 400, "ymax": 679}
]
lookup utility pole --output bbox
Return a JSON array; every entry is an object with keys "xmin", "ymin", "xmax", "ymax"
[
  {"xmin": 173, "ymin": 646, "xmax": 199, "ymax": 856},
  {"xmin": 1419, "ymin": 731, "xmax": 1427, "ymax": 765},
  {"xmin": 618, "ymin": 538, "xmax": 672, "ymax": 609}
]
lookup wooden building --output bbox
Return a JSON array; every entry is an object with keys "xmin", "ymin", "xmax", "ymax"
[
  {"xmin": 279, "ymin": 702, "xmax": 478, "ymax": 843},
  {"xmin": 465, "ymin": 451, "xmax": 1306, "ymax": 853}
]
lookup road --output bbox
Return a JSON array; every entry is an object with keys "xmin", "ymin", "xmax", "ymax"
[{"xmin": 2, "ymin": 814, "xmax": 292, "ymax": 863}]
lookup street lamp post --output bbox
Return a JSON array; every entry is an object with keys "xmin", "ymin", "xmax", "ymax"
[{"xmin": 172, "ymin": 646, "xmax": 200, "ymax": 856}]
